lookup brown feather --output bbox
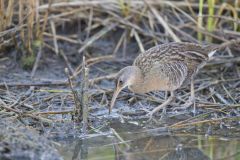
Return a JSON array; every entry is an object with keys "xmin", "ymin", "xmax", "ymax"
[{"xmin": 133, "ymin": 42, "xmax": 215, "ymax": 90}]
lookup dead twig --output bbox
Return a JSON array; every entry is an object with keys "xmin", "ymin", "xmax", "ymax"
[
  {"xmin": 50, "ymin": 20, "xmax": 59, "ymax": 55},
  {"xmin": 65, "ymin": 68, "xmax": 81, "ymax": 121},
  {"xmin": 72, "ymin": 55, "xmax": 114, "ymax": 78},
  {"xmin": 31, "ymin": 45, "xmax": 42, "ymax": 78},
  {"xmin": 144, "ymin": 0, "xmax": 181, "ymax": 42},
  {"xmin": 81, "ymin": 56, "xmax": 89, "ymax": 134},
  {"xmin": 78, "ymin": 22, "xmax": 118, "ymax": 54},
  {"xmin": 35, "ymin": 110, "xmax": 74, "ymax": 115},
  {"xmin": 60, "ymin": 50, "xmax": 74, "ymax": 75},
  {"xmin": 169, "ymin": 116, "xmax": 240, "ymax": 129}
]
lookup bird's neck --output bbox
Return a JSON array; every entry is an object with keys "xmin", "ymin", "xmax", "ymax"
[
  {"xmin": 128, "ymin": 66, "xmax": 146, "ymax": 94},
  {"xmin": 129, "ymin": 83, "xmax": 148, "ymax": 94}
]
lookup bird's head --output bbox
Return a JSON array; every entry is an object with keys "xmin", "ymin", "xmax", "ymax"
[{"xmin": 109, "ymin": 66, "xmax": 142, "ymax": 114}]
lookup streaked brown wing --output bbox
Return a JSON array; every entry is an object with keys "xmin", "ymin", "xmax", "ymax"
[
  {"xmin": 133, "ymin": 42, "xmax": 211, "ymax": 77},
  {"xmin": 148, "ymin": 60, "xmax": 188, "ymax": 90}
]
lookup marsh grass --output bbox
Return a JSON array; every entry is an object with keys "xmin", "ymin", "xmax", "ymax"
[
  {"xmin": 198, "ymin": 0, "xmax": 204, "ymax": 41},
  {"xmin": 0, "ymin": 0, "xmax": 14, "ymax": 32},
  {"xmin": 0, "ymin": 0, "xmax": 238, "ymax": 57},
  {"xmin": 215, "ymin": 2, "xmax": 239, "ymax": 32},
  {"xmin": 197, "ymin": 0, "xmax": 239, "ymax": 42},
  {"xmin": 0, "ymin": 2, "xmax": 239, "ymax": 159},
  {"xmin": 0, "ymin": 0, "xmax": 240, "ymax": 125},
  {"xmin": 118, "ymin": 0, "xmax": 130, "ymax": 17},
  {"xmin": 207, "ymin": 0, "xmax": 215, "ymax": 42},
  {"xmin": 0, "ymin": 0, "xmax": 50, "ymax": 68}
]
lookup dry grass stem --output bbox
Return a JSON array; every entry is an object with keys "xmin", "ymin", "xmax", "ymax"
[
  {"xmin": 81, "ymin": 56, "xmax": 89, "ymax": 133},
  {"xmin": 0, "ymin": 0, "xmax": 239, "ymax": 143}
]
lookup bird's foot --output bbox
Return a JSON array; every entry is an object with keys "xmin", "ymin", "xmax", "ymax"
[
  {"xmin": 160, "ymin": 108, "xmax": 168, "ymax": 121},
  {"xmin": 174, "ymin": 102, "xmax": 192, "ymax": 111},
  {"xmin": 138, "ymin": 108, "xmax": 154, "ymax": 122},
  {"xmin": 146, "ymin": 108, "xmax": 168, "ymax": 123},
  {"xmin": 174, "ymin": 97, "xmax": 196, "ymax": 114},
  {"xmin": 145, "ymin": 110, "xmax": 154, "ymax": 122},
  {"xmin": 145, "ymin": 94, "xmax": 174, "ymax": 122}
]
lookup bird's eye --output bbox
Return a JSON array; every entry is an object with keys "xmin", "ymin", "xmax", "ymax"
[{"xmin": 119, "ymin": 80, "xmax": 123, "ymax": 85}]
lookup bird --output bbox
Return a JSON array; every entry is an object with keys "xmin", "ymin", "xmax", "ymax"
[{"xmin": 109, "ymin": 41, "xmax": 239, "ymax": 119}]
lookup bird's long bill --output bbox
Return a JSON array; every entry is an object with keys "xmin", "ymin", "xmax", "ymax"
[{"xmin": 109, "ymin": 86, "xmax": 124, "ymax": 114}]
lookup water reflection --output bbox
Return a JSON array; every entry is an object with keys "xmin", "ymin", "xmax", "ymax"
[
  {"xmin": 57, "ymin": 122, "xmax": 240, "ymax": 160},
  {"xmin": 113, "ymin": 135, "xmax": 210, "ymax": 160},
  {"xmin": 72, "ymin": 138, "xmax": 88, "ymax": 160}
]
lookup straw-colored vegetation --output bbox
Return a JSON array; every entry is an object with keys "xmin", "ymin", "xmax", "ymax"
[
  {"xmin": 0, "ymin": 0, "xmax": 240, "ymax": 158},
  {"xmin": 0, "ymin": 0, "xmax": 239, "ymax": 59},
  {"xmin": 0, "ymin": 0, "xmax": 239, "ymax": 126},
  {"xmin": 0, "ymin": 0, "xmax": 239, "ymax": 159},
  {"xmin": 0, "ymin": 0, "xmax": 48, "ymax": 68}
]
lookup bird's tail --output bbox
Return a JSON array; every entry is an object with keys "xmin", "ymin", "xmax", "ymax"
[
  {"xmin": 207, "ymin": 50, "xmax": 217, "ymax": 58},
  {"xmin": 204, "ymin": 39, "xmax": 240, "ymax": 58}
]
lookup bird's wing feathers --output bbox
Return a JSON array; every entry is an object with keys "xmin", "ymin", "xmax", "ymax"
[
  {"xmin": 134, "ymin": 42, "xmax": 213, "ymax": 75},
  {"xmin": 149, "ymin": 61, "xmax": 188, "ymax": 89},
  {"xmin": 133, "ymin": 43, "xmax": 172, "ymax": 74}
]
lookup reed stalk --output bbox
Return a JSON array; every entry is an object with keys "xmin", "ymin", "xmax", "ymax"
[
  {"xmin": 81, "ymin": 56, "xmax": 89, "ymax": 134},
  {"xmin": 0, "ymin": 0, "xmax": 14, "ymax": 32},
  {"xmin": 206, "ymin": 0, "xmax": 215, "ymax": 42},
  {"xmin": 198, "ymin": 0, "xmax": 204, "ymax": 41}
]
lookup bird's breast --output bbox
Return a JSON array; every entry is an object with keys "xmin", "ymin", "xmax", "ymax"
[{"xmin": 128, "ymin": 76, "xmax": 178, "ymax": 94}]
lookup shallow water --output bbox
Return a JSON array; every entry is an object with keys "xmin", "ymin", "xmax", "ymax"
[{"xmin": 56, "ymin": 121, "xmax": 240, "ymax": 160}]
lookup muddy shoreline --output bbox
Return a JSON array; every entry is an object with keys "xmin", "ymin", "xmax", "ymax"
[{"xmin": 1, "ymin": 0, "xmax": 240, "ymax": 159}]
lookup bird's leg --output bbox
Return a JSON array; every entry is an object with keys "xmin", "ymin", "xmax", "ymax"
[
  {"xmin": 190, "ymin": 78, "xmax": 196, "ymax": 114},
  {"xmin": 164, "ymin": 91, "xmax": 168, "ymax": 100},
  {"xmin": 159, "ymin": 91, "xmax": 168, "ymax": 120},
  {"xmin": 183, "ymin": 77, "xmax": 196, "ymax": 110},
  {"xmin": 147, "ymin": 91, "xmax": 174, "ymax": 120},
  {"xmin": 174, "ymin": 77, "xmax": 196, "ymax": 112}
]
